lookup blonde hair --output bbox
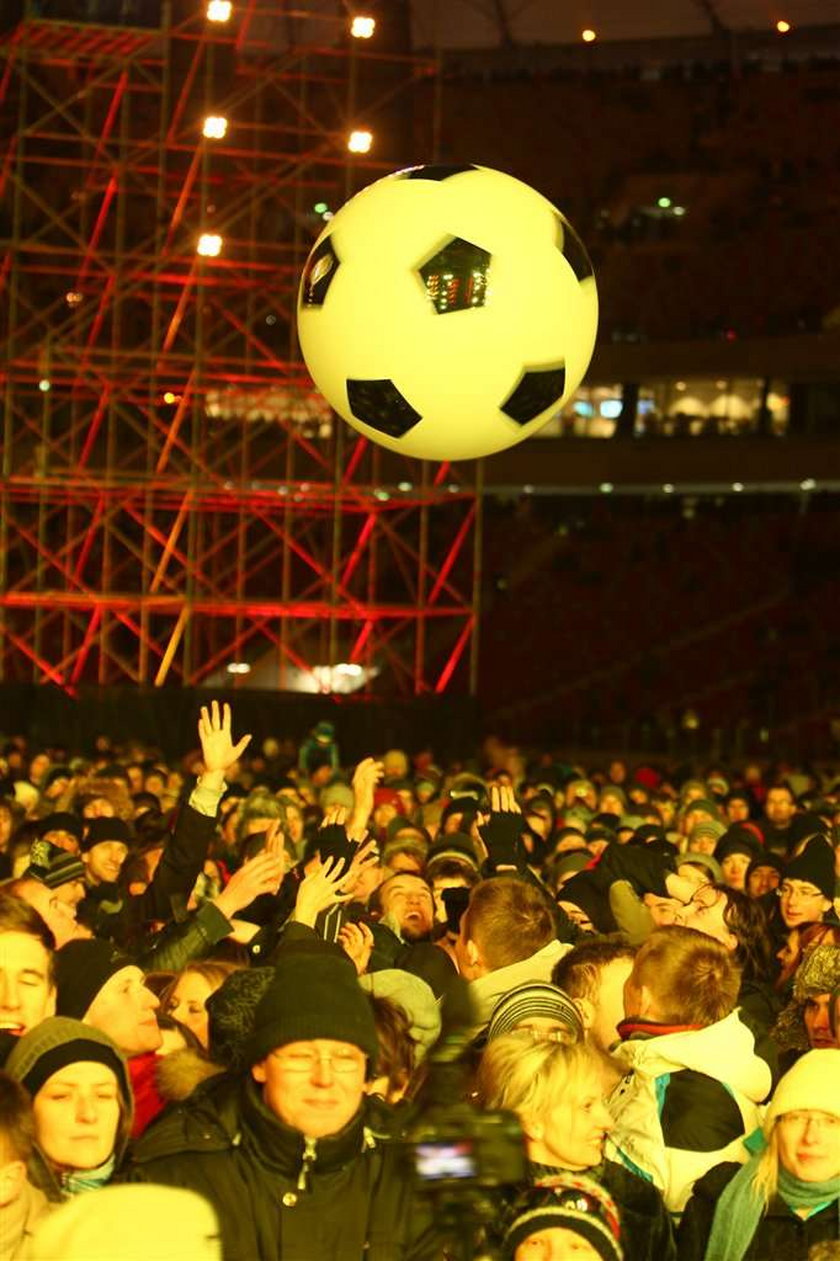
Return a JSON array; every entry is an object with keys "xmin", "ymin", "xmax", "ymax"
[
  {"xmin": 632, "ymin": 926, "xmax": 741, "ymax": 1025},
  {"xmin": 751, "ymin": 1125, "xmax": 781, "ymax": 1206},
  {"xmin": 476, "ymin": 1031, "xmax": 602, "ymax": 1119}
]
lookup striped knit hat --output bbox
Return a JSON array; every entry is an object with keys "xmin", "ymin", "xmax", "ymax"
[
  {"xmin": 487, "ymin": 982, "xmax": 584, "ymax": 1044},
  {"xmin": 503, "ymin": 1174, "xmax": 623, "ymax": 1260}
]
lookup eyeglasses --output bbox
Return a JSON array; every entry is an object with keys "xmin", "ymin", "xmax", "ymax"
[
  {"xmin": 777, "ymin": 883, "xmax": 824, "ymax": 902},
  {"xmin": 688, "ymin": 884, "xmax": 721, "ymax": 911},
  {"xmin": 271, "ymin": 1047, "xmax": 365, "ymax": 1074},
  {"xmin": 779, "ymin": 1110, "xmax": 840, "ymax": 1133}
]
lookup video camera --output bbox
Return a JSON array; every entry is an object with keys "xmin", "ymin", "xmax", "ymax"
[{"xmin": 405, "ymin": 1031, "xmax": 527, "ymax": 1261}]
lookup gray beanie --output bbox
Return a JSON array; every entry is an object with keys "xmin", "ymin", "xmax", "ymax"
[{"xmin": 358, "ymin": 970, "xmax": 441, "ymax": 1061}]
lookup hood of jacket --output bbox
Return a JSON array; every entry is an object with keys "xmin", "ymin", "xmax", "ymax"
[
  {"xmin": 469, "ymin": 939, "xmax": 573, "ymax": 1026},
  {"xmin": 613, "ymin": 1008, "xmax": 771, "ymax": 1103}
]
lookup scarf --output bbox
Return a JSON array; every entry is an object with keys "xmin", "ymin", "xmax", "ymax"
[
  {"xmin": 529, "ymin": 1159, "xmax": 607, "ymax": 1184},
  {"xmin": 61, "ymin": 1152, "xmax": 116, "ymax": 1197},
  {"xmin": 704, "ymin": 1150, "xmax": 840, "ymax": 1261}
]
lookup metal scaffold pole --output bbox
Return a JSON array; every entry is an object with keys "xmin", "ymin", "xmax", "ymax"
[{"xmin": 0, "ymin": 0, "xmax": 480, "ymax": 699}]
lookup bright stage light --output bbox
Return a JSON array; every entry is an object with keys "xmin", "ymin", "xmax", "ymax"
[
  {"xmin": 206, "ymin": 0, "xmax": 232, "ymax": 21},
  {"xmin": 776, "ymin": 19, "xmax": 791, "ymax": 33},
  {"xmin": 582, "ymin": 28, "xmax": 596, "ymax": 42},
  {"xmin": 197, "ymin": 233, "xmax": 223, "ymax": 257},
  {"xmin": 351, "ymin": 15, "xmax": 375, "ymax": 39},
  {"xmin": 203, "ymin": 115, "xmax": 228, "ymax": 139},
  {"xmin": 347, "ymin": 129, "xmax": 373, "ymax": 154},
  {"xmin": 226, "ymin": 661, "xmax": 251, "ymax": 675}
]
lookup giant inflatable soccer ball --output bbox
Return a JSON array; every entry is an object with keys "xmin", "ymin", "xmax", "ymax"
[{"xmin": 297, "ymin": 163, "xmax": 598, "ymax": 462}]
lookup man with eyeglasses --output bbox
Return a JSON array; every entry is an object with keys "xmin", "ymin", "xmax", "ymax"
[
  {"xmin": 127, "ymin": 942, "xmax": 439, "ymax": 1260},
  {"xmin": 775, "ymin": 837, "xmax": 837, "ymax": 932}
]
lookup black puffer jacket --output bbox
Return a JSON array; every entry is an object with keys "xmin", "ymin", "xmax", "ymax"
[
  {"xmin": 124, "ymin": 1071, "xmax": 440, "ymax": 1261},
  {"xmin": 678, "ymin": 1161, "xmax": 840, "ymax": 1260}
]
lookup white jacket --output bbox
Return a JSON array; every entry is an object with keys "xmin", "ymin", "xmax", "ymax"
[
  {"xmin": 607, "ymin": 1009, "xmax": 770, "ymax": 1211},
  {"xmin": 469, "ymin": 939, "xmax": 572, "ymax": 1028}
]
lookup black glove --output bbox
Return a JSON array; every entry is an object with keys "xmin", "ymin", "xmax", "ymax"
[
  {"xmin": 479, "ymin": 809, "xmax": 524, "ymax": 869},
  {"xmin": 590, "ymin": 843, "xmax": 675, "ymax": 898},
  {"xmin": 318, "ymin": 823, "xmax": 355, "ymax": 867}
]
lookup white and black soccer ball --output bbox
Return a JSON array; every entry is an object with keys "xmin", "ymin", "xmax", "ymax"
[{"xmin": 297, "ymin": 163, "xmax": 598, "ymax": 461}]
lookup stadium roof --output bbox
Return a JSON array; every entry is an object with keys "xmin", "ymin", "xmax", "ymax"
[{"xmin": 410, "ymin": 0, "xmax": 840, "ymax": 49}]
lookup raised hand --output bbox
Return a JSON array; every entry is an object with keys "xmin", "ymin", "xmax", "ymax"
[
  {"xmin": 198, "ymin": 700, "xmax": 252, "ymax": 789},
  {"xmin": 348, "ymin": 757, "xmax": 383, "ymax": 839},
  {"xmin": 263, "ymin": 817, "xmax": 288, "ymax": 864},
  {"xmin": 338, "ymin": 920, "xmax": 375, "ymax": 975},
  {"xmin": 478, "ymin": 783, "xmax": 524, "ymax": 870},
  {"xmin": 213, "ymin": 851, "xmax": 284, "ymax": 921},
  {"xmin": 342, "ymin": 836, "xmax": 381, "ymax": 896},
  {"xmin": 292, "ymin": 855, "xmax": 353, "ymax": 927}
]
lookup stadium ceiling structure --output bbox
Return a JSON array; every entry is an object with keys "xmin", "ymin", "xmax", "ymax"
[{"xmin": 409, "ymin": 0, "xmax": 839, "ymax": 49}]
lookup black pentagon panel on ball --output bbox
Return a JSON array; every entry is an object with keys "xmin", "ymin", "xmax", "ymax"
[
  {"xmin": 501, "ymin": 363, "xmax": 567, "ymax": 426},
  {"xmin": 346, "ymin": 379, "xmax": 422, "ymax": 439},
  {"xmin": 555, "ymin": 214, "xmax": 594, "ymax": 283},
  {"xmin": 300, "ymin": 236, "xmax": 340, "ymax": 307},
  {"xmin": 402, "ymin": 164, "xmax": 478, "ymax": 181},
  {"xmin": 419, "ymin": 236, "xmax": 491, "ymax": 314}
]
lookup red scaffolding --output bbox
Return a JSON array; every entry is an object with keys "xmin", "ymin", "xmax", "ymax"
[{"xmin": 0, "ymin": 1, "xmax": 481, "ymax": 697}]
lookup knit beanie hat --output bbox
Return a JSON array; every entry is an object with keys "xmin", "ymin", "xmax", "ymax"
[
  {"xmin": 503, "ymin": 1174, "xmax": 623, "ymax": 1261},
  {"xmin": 245, "ymin": 944, "xmax": 379, "ymax": 1066},
  {"xmin": 207, "ymin": 966, "xmax": 275, "ymax": 1071},
  {"xmin": 358, "ymin": 970, "xmax": 442, "ymax": 1062},
  {"xmin": 54, "ymin": 938, "xmax": 134, "ymax": 1019},
  {"xmin": 38, "ymin": 812, "xmax": 84, "ymax": 844},
  {"xmin": 763, "ymin": 1048, "xmax": 840, "ymax": 1133},
  {"xmin": 714, "ymin": 826, "xmax": 763, "ymax": 864},
  {"xmin": 43, "ymin": 766, "xmax": 73, "ymax": 792},
  {"xmin": 25, "ymin": 1184, "xmax": 221, "ymax": 1261},
  {"xmin": 81, "ymin": 816, "xmax": 133, "ymax": 853},
  {"xmin": 557, "ymin": 872, "xmax": 618, "ymax": 935},
  {"xmin": 318, "ymin": 781, "xmax": 355, "ymax": 812},
  {"xmin": 744, "ymin": 850, "xmax": 784, "ymax": 882},
  {"xmin": 689, "ymin": 820, "xmax": 727, "ymax": 849},
  {"xmin": 486, "ymin": 982, "xmax": 584, "ymax": 1044},
  {"xmin": 426, "ymin": 833, "xmax": 480, "ymax": 872},
  {"xmin": 382, "ymin": 749, "xmax": 409, "ymax": 780},
  {"xmin": 5, "ymin": 1016, "xmax": 131, "ymax": 1117},
  {"xmin": 373, "ymin": 787, "xmax": 407, "ymax": 817},
  {"xmin": 683, "ymin": 797, "xmax": 723, "ymax": 822},
  {"xmin": 784, "ymin": 836, "xmax": 837, "ymax": 901},
  {"xmin": 773, "ymin": 945, "xmax": 840, "ymax": 1052},
  {"xmin": 679, "ymin": 851, "xmax": 723, "ymax": 883},
  {"xmin": 24, "ymin": 839, "xmax": 86, "ymax": 889}
]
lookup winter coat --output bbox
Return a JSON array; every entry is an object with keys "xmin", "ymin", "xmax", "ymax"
[
  {"xmin": 608, "ymin": 1010, "xmax": 771, "ymax": 1211},
  {"xmin": 677, "ymin": 1160, "xmax": 840, "ymax": 1259},
  {"xmin": 124, "ymin": 1071, "xmax": 441, "ymax": 1261},
  {"xmin": 0, "ymin": 1179, "xmax": 50, "ymax": 1260},
  {"xmin": 79, "ymin": 800, "xmax": 218, "ymax": 945},
  {"xmin": 469, "ymin": 939, "xmax": 573, "ymax": 1029}
]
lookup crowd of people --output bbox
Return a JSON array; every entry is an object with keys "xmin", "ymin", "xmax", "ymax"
[{"xmin": 0, "ymin": 707, "xmax": 838, "ymax": 1260}]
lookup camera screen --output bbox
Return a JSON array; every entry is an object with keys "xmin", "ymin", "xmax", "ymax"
[{"xmin": 415, "ymin": 1141, "xmax": 477, "ymax": 1181}]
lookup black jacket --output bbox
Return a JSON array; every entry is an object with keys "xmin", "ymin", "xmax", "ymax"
[
  {"xmin": 79, "ymin": 800, "xmax": 217, "ymax": 944},
  {"xmin": 678, "ymin": 1161, "xmax": 840, "ymax": 1260},
  {"xmin": 125, "ymin": 1071, "xmax": 440, "ymax": 1261}
]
